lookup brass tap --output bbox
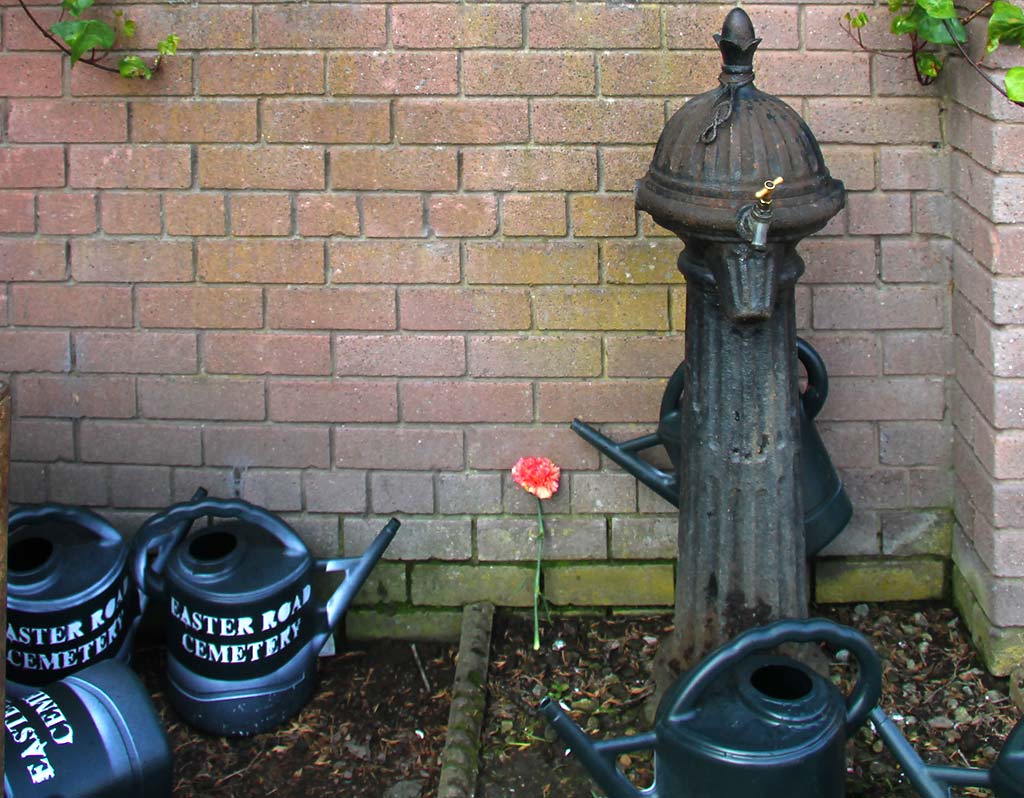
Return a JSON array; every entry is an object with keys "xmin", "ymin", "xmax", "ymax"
[
  {"xmin": 739, "ymin": 175, "xmax": 784, "ymax": 250},
  {"xmin": 755, "ymin": 176, "xmax": 784, "ymax": 211}
]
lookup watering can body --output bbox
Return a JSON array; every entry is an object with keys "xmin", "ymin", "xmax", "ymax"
[
  {"xmin": 571, "ymin": 338, "xmax": 852, "ymax": 556},
  {"xmin": 4, "ymin": 659, "xmax": 171, "ymax": 798},
  {"xmin": 541, "ymin": 619, "xmax": 883, "ymax": 798},
  {"xmin": 133, "ymin": 495, "xmax": 400, "ymax": 736}
]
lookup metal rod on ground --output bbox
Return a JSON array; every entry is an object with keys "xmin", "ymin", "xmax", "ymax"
[{"xmin": 410, "ymin": 643, "xmax": 432, "ymax": 693}]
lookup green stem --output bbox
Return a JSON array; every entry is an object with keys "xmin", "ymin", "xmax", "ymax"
[{"xmin": 533, "ymin": 496, "xmax": 545, "ymax": 651}]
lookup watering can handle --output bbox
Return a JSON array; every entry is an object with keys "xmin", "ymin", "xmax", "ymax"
[
  {"xmin": 797, "ymin": 338, "xmax": 829, "ymax": 419},
  {"xmin": 131, "ymin": 488, "xmax": 209, "ymax": 601},
  {"xmin": 9, "ymin": 503, "xmax": 124, "ymax": 547},
  {"xmin": 667, "ymin": 618, "xmax": 882, "ymax": 735}
]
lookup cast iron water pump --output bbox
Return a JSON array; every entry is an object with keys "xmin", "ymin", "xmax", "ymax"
[{"xmin": 634, "ymin": 8, "xmax": 846, "ymax": 670}]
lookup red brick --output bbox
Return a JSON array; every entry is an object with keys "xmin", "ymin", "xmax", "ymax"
[
  {"xmin": 230, "ymin": 194, "xmax": 292, "ymax": 237},
  {"xmin": 269, "ymin": 380, "xmax": 397, "ymax": 422},
  {"xmin": 538, "ymin": 380, "xmax": 663, "ymax": 422},
  {"xmin": 813, "ymin": 285, "xmax": 945, "ymax": 330},
  {"xmin": 304, "ymin": 470, "xmax": 366, "ymax": 513},
  {"xmin": 371, "ymin": 472, "xmax": 434, "ymax": 514},
  {"xmin": 266, "ymin": 286, "xmax": 396, "ymax": 330},
  {"xmin": 803, "ymin": 5, "xmax": 904, "ymax": 51},
  {"xmin": 880, "ymin": 421, "xmax": 953, "ymax": 467},
  {"xmin": 601, "ymin": 146, "xmax": 653, "ymax": 191},
  {"xmin": 9, "ymin": 463, "xmax": 47, "ymax": 504},
  {"xmin": 880, "ymin": 239, "xmax": 951, "ymax": 283},
  {"xmin": 534, "ymin": 287, "xmax": 669, "ymax": 331},
  {"xmin": 2, "ymin": 6, "xmax": 60, "ymax": 49},
  {"xmin": 820, "ymin": 377, "xmax": 945, "ymax": 421},
  {"xmin": 820, "ymin": 146, "xmax": 876, "ymax": 191},
  {"xmin": 330, "ymin": 241, "xmax": 458, "ymax": 283},
  {"xmin": 138, "ymin": 286, "xmax": 263, "ymax": 329},
  {"xmin": 879, "ymin": 145, "xmax": 948, "ymax": 190},
  {"xmin": 666, "ymin": 5, "xmax": 799, "ymax": 48},
  {"xmin": 198, "ymin": 146, "xmax": 324, "ymax": 190},
  {"xmin": 80, "ymin": 421, "xmax": 201, "ymax": 465},
  {"xmin": 37, "ymin": 192, "xmax": 97, "ymax": 234},
  {"xmin": 72, "ymin": 240, "xmax": 191, "ymax": 282},
  {"xmin": 336, "ymin": 334, "xmax": 465, "ymax": 376},
  {"xmin": 118, "ymin": 4, "xmax": 252, "ymax": 49},
  {"xmin": 402, "ymin": 380, "xmax": 532, "ymax": 423},
  {"xmin": 70, "ymin": 57, "xmax": 194, "ymax": 98},
  {"xmin": 101, "ymin": 192, "xmax": 162, "ymax": 234},
  {"xmin": 464, "ymin": 52, "xmax": 595, "ymax": 96},
  {"xmin": 843, "ymin": 467, "xmax": 908, "ymax": 510},
  {"xmin": 0, "ymin": 330, "xmax": 69, "ymax": 371},
  {"xmin": 11, "ymin": 418, "xmax": 73, "ymax": 462},
  {"xmin": 468, "ymin": 334, "xmax": 601, "ymax": 377},
  {"xmin": 817, "ymin": 422, "xmax": 879, "ymax": 469},
  {"xmin": 463, "ymin": 147, "xmax": 597, "ymax": 191},
  {"xmin": 756, "ymin": 53, "xmax": 870, "ymax": 96},
  {"xmin": 111, "ymin": 465, "xmax": 173, "ymax": 509},
  {"xmin": 570, "ymin": 194, "xmax": 636, "ymax": 236},
  {"xmin": 806, "ymin": 98, "xmax": 942, "ymax": 144},
  {"xmin": 334, "ymin": 426, "xmax": 464, "ymax": 470},
  {"xmin": 330, "ymin": 147, "xmax": 457, "ymax": 191},
  {"xmin": 400, "ymin": 287, "xmax": 531, "ymax": 330},
  {"xmin": 533, "ymin": 99, "xmax": 663, "ymax": 144},
  {"xmin": 800, "ymin": 333, "xmax": 880, "ymax": 377},
  {"xmin": 395, "ymin": 99, "xmax": 528, "ymax": 144},
  {"xmin": 132, "ymin": 100, "xmax": 258, "ymax": 143},
  {"xmin": 329, "ymin": 52, "xmax": 458, "ymax": 96},
  {"xmin": 883, "ymin": 332, "xmax": 953, "ymax": 375},
  {"xmin": 7, "ymin": 99, "xmax": 126, "ymax": 142},
  {"xmin": 502, "ymin": 194, "xmax": 567, "ymax": 236},
  {"xmin": 16, "ymin": 374, "xmax": 134, "ymax": 418},
  {"xmin": 466, "ymin": 241, "xmax": 598, "ymax": 284},
  {"xmin": 363, "ymin": 194, "xmax": 425, "ymax": 238},
  {"xmin": 0, "ymin": 146, "xmax": 64, "ymax": 188},
  {"xmin": 428, "ymin": 194, "xmax": 497, "ymax": 237},
  {"xmin": 139, "ymin": 377, "xmax": 265, "ymax": 421},
  {"xmin": 0, "ymin": 53, "xmax": 61, "ymax": 97},
  {"xmin": 262, "ymin": 100, "xmax": 390, "ymax": 144},
  {"xmin": 603, "ymin": 241, "xmax": 681, "ymax": 284},
  {"xmin": 46, "ymin": 463, "xmax": 109, "ymax": 506},
  {"xmin": 204, "ymin": 424, "xmax": 329, "ymax": 468},
  {"xmin": 466, "ymin": 425, "xmax": 599, "ymax": 470},
  {"xmin": 166, "ymin": 193, "xmax": 226, "ymax": 236},
  {"xmin": 800, "ymin": 238, "xmax": 876, "ymax": 284},
  {"xmin": 848, "ymin": 192, "xmax": 913, "ymax": 235},
  {"xmin": 0, "ymin": 191, "xmax": 34, "ymax": 232},
  {"xmin": 197, "ymin": 53, "xmax": 324, "ymax": 95},
  {"xmin": 605, "ymin": 336, "xmax": 685, "ymax": 378},
  {"xmin": 256, "ymin": 5, "xmax": 385, "ymax": 47},
  {"xmin": 392, "ymin": 4, "xmax": 521, "ymax": 48},
  {"xmin": 0, "ymin": 239, "xmax": 66, "ymax": 280},
  {"xmin": 530, "ymin": 4, "xmax": 659, "ymax": 48},
  {"xmin": 69, "ymin": 145, "xmax": 191, "ymax": 188},
  {"xmin": 12, "ymin": 285, "xmax": 131, "ymax": 327},
  {"xmin": 600, "ymin": 52, "xmax": 719, "ymax": 96},
  {"xmin": 297, "ymin": 194, "xmax": 359, "ymax": 236},
  {"xmin": 76, "ymin": 331, "xmax": 197, "ymax": 373},
  {"xmin": 204, "ymin": 332, "xmax": 331, "ymax": 375}
]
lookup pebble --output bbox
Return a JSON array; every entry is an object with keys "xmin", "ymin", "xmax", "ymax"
[{"xmin": 384, "ymin": 779, "xmax": 424, "ymax": 798}]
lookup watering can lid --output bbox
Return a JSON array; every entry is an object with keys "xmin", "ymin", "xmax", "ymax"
[
  {"xmin": 7, "ymin": 518, "xmax": 129, "ymax": 609},
  {"xmin": 163, "ymin": 519, "xmax": 312, "ymax": 603}
]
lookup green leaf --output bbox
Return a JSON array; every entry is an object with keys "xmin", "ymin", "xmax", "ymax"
[
  {"xmin": 50, "ymin": 18, "xmax": 115, "ymax": 64},
  {"xmin": 1006, "ymin": 66, "xmax": 1024, "ymax": 101},
  {"xmin": 915, "ymin": 50, "xmax": 944, "ymax": 77},
  {"xmin": 117, "ymin": 54, "xmax": 151, "ymax": 79},
  {"xmin": 847, "ymin": 10, "xmax": 870, "ymax": 28},
  {"xmin": 988, "ymin": 1, "xmax": 1024, "ymax": 52},
  {"xmin": 916, "ymin": 0, "xmax": 957, "ymax": 19},
  {"xmin": 122, "ymin": 18, "xmax": 136, "ymax": 38},
  {"xmin": 60, "ymin": 0, "xmax": 94, "ymax": 19},
  {"xmin": 157, "ymin": 34, "xmax": 179, "ymax": 56},
  {"xmin": 914, "ymin": 6, "xmax": 967, "ymax": 43},
  {"xmin": 891, "ymin": 11, "xmax": 920, "ymax": 34}
]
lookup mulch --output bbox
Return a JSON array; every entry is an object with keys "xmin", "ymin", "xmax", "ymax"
[
  {"xmin": 136, "ymin": 640, "xmax": 457, "ymax": 798},
  {"xmin": 478, "ymin": 602, "xmax": 1021, "ymax": 798}
]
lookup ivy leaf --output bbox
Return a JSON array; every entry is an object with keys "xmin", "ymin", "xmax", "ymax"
[
  {"xmin": 122, "ymin": 18, "xmax": 136, "ymax": 39},
  {"xmin": 917, "ymin": 7, "xmax": 967, "ymax": 43},
  {"xmin": 916, "ymin": 0, "xmax": 957, "ymax": 19},
  {"xmin": 50, "ymin": 18, "xmax": 115, "ymax": 64},
  {"xmin": 891, "ymin": 10, "xmax": 920, "ymax": 34},
  {"xmin": 60, "ymin": 0, "xmax": 95, "ymax": 19},
  {"xmin": 988, "ymin": 1, "xmax": 1024, "ymax": 52},
  {"xmin": 118, "ymin": 54, "xmax": 151, "ymax": 79},
  {"xmin": 157, "ymin": 34, "xmax": 179, "ymax": 57},
  {"xmin": 847, "ymin": 10, "xmax": 870, "ymax": 28},
  {"xmin": 1006, "ymin": 66, "xmax": 1024, "ymax": 101},
  {"xmin": 915, "ymin": 50, "xmax": 944, "ymax": 77}
]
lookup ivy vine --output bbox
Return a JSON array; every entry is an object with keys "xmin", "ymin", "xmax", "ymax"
[{"xmin": 18, "ymin": 0, "xmax": 177, "ymax": 79}]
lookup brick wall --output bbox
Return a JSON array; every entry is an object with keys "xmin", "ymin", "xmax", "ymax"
[{"xmin": 0, "ymin": 0, "xmax": 961, "ymax": 639}]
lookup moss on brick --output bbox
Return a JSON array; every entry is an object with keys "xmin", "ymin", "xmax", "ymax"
[
  {"xmin": 411, "ymin": 563, "xmax": 533, "ymax": 606},
  {"xmin": 544, "ymin": 563, "xmax": 674, "ymax": 606},
  {"xmin": 814, "ymin": 557, "xmax": 947, "ymax": 603},
  {"xmin": 344, "ymin": 607, "xmax": 462, "ymax": 641},
  {"xmin": 953, "ymin": 569, "xmax": 1024, "ymax": 677}
]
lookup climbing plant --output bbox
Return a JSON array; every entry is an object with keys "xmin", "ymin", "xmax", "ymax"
[
  {"xmin": 843, "ymin": 0, "xmax": 1024, "ymax": 104},
  {"xmin": 18, "ymin": 0, "xmax": 177, "ymax": 79}
]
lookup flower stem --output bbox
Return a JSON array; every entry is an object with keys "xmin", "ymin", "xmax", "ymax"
[{"xmin": 533, "ymin": 496, "xmax": 545, "ymax": 651}]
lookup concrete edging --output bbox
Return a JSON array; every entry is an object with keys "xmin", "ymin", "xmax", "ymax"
[{"xmin": 436, "ymin": 602, "xmax": 494, "ymax": 798}]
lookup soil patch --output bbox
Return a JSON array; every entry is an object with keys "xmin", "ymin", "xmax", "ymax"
[
  {"xmin": 136, "ymin": 640, "xmax": 457, "ymax": 798},
  {"xmin": 478, "ymin": 603, "xmax": 1020, "ymax": 798}
]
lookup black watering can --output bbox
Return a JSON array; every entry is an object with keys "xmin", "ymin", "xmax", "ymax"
[
  {"xmin": 5, "ymin": 491, "xmax": 206, "ymax": 686},
  {"xmin": 132, "ymin": 494, "xmax": 400, "ymax": 736},
  {"xmin": 572, "ymin": 338, "xmax": 852, "ymax": 556},
  {"xmin": 541, "ymin": 618, "xmax": 1024, "ymax": 798},
  {"xmin": 5, "ymin": 659, "xmax": 172, "ymax": 797}
]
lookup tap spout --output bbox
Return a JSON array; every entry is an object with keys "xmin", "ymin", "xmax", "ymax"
[{"xmin": 737, "ymin": 176, "xmax": 783, "ymax": 250}]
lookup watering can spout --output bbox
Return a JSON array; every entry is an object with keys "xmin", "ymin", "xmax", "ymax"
[
  {"xmin": 316, "ymin": 517, "xmax": 401, "ymax": 649},
  {"xmin": 539, "ymin": 697, "xmax": 650, "ymax": 798},
  {"xmin": 571, "ymin": 419, "xmax": 678, "ymax": 505}
]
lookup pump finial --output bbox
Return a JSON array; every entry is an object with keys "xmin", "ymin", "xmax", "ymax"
[{"xmin": 714, "ymin": 8, "xmax": 761, "ymax": 72}]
